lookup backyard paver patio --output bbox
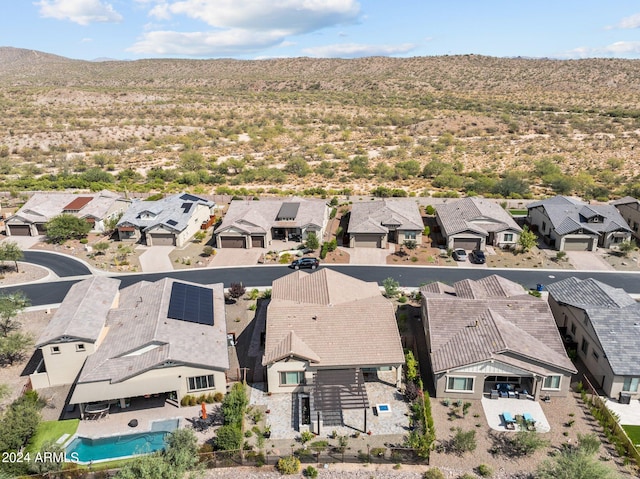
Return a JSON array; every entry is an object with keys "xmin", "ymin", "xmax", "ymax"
[{"xmin": 481, "ymin": 397, "xmax": 550, "ymax": 432}]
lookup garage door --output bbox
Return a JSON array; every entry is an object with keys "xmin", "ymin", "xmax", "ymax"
[
  {"xmin": 354, "ymin": 234, "xmax": 381, "ymax": 248},
  {"xmin": 251, "ymin": 236, "xmax": 265, "ymax": 248},
  {"xmin": 220, "ymin": 236, "xmax": 246, "ymax": 248},
  {"xmin": 149, "ymin": 233, "xmax": 176, "ymax": 246},
  {"xmin": 453, "ymin": 238, "xmax": 481, "ymax": 251},
  {"xmin": 563, "ymin": 238, "xmax": 592, "ymax": 251},
  {"xmin": 8, "ymin": 225, "xmax": 31, "ymax": 236}
]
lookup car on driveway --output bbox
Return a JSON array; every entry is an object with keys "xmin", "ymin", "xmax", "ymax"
[
  {"xmin": 290, "ymin": 257, "xmax": 320, "ymax": 270},
  {"xmin": 470, "ymin": 250, "xmax": 486, "ymax": 264},
  {"xmin": 452, "ymin": 249, "xmax": 468, "ymax": 261}
]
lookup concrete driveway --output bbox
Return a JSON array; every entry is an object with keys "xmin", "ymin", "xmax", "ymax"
[
  {"xmin": 210, "ymin": 248, "xmax": 263, "ymax": 267},
  {"xmin": 137, "ymin": 245, "xmax": 175, "ymax": 272},
  {"xmin": 565, "ymin": 251, "xmax": 614, "ymax": 271},
  {"xmin": 338, "ymin": 245, "xmax": 392, "ymax": 265},
  {"xmin": 1, "ymin": 235, "xmax": 44, "ymax": 249}
]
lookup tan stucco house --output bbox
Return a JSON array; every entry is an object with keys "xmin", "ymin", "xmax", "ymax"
[
  {"xmin": 214, "ymin": 197, "xmax": 328, "ymax": 248},
  {"xmin": 435, "ymin": 197, "xmax": 522, "ymax": 251},
  {"xmin": 5, "ymin": 190, "xmax": 129, "ymax": 237},
  {"xmin": 527, "ymin": 196, "xmax": 632, "ymax": 251},
  {"xmin": 347, "ymin": 199, "xmax": 423, "ymax": 248},
  {"xmin": 546, "ymin": 277, "xmax": 640, "ymax": 401},
  {"xmin": 421, "ymin": 275, "xmax": 576, "ymax": 400},
  {"xmin": 116, "ymin": 193, "xmax": 215, "ymax": 247},
  {"xmin": 612, "ymin": 196, "xmax": 640, "ymax": 242},
  {"xmin": 31, "ymin": 276, "xmax": 228, "ymax": 416}
]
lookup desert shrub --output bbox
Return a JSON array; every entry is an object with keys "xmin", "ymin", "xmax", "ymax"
[
  {"xmin": 577, "ymin": 433, "xmax": 600, "ymax": 456},
  {"xmin": 213, "ymin": 391, "xmax": 224, "ymax": 402},
  {"xmin": 510, "ymin": 430, "xmax": 550, "ymax": 456},
  {"xmin": 383, "ymin": 277, "xmax": 400, "ymax": 297},
  {"xmin": 450, "ymin": 428, "xmax": 476, "ymax": 455},
  {"xmin": 228, "ymin": 282, "xmax": 246, "ymax": 299},
  {"xmin": 276, "ymin": 456, "xmax": 301, "ymax": 475},
  {"xmin": 423, "ymin": 469, "xmax": 445, "ymax": 479},
  {"xmin": 476, "ymin": 463, "xmax": 492, "ymax": 477},
  {"xmin": 303, "ymin": 465, "xmax": 318, "ymax": 478},
  {"xmin": 404, "ymin": 350, "xmax": 419, "ymax": 382},
  {"xmin": 300, "ymin": 430, "xmax": 315, "ymax": 444},
  {"xmin": 202, "ymin": 246, "xmax": 214, "ymax": 257},
  {"xmin": 214, "ymin": 424, "xmax": 243, "ymax": 451}
]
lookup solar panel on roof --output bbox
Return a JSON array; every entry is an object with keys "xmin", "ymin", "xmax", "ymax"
[
  {"xmin": 166, "ymin": 219, "xmax": 178, "ymax": 226},
  {"xmin": 181, "ymin": 202, "xmax": 193, "ymax": 213},
  {"xmin": 180, "ymin": 193, "xmax": 202, "ymax": 202},
  {"xmin": 167, "ymin": 283, "xmax": 214, "ymax": 326}
]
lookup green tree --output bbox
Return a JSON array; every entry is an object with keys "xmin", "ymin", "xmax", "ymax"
[
  {"xmin": 422, "ymin": 160, "xmax": 451, "ymax": 178},
  {"xmin": 45, "ymin": 214, "xmax": 92, "ymax": 243},
  {"xmin": 517, "ymin": 225, "xmax": 537, "ymax": 252},
  {"xmin": 0, "ymin": 392, "xmax": 43, "ymax": 454},
  {"xmin": 284, "ymin": 157, "xmax": 311, "ymax": 177},
  {"xmin": 93, "ymin": 242, "xmax": 110, "ymax": 255},
  {"xmin": 0, "ymin": 241, "xmax": 23, "ymax": 273},
  {"xmin": 115, "ymin": 453, "xmax": 174, "ymax": 479},
  {"xmin": 348, "ymin": 155, "xmax": 369, "ymax": 178},
  {"xmin": 536, "ymin": 449, "xmax": 621, "ymax": 479},
  {"xmin": 0, "ymin": 332, "xmax": 33, "ymax": 365},
  {"xmin": 394, "ymin": 160, "xmax": 422, "ymax": 179},
  {"xmin": 81, "ymin": 168, "xmax": 115, "ymax": 184},
  {"xmin": 0, "ymin": 291, "xmax": 30, "ymax": 337},
  {"xmin": 383, "ymin": 277, "xmax": 400, "ymax": 298},
  {"xmin": 305, "ymin": 232, "xmax": 320, "ymax": 250},
  {"xmin": 164, "ymin": 428, "xmax": 199, "ymax": 475},
  {"xmin": 29, "ymin": 441, "xmax": 65, "ymax": 474},
  {"xmin": 179, "ymin": 151, "xmax": 205, "ymax": 171},
  {"xmin": 493, "ymin": 173, "xmax": 529, "ymax": 197}
]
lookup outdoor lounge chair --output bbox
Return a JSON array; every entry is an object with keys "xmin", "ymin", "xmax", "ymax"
[
  {"xmin": 502, "ymin": 412, "xmax": 516, "ymax": 430},
  {"xmin": 523, "ymin": 413, "xmax": 536, "ymax": 430},
  {"xmin": 490, "ymin": 389, "xmax": 499, "ymax": 399}
]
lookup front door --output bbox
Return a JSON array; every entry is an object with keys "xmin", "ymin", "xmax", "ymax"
[{"xmin": 301, "ymin": 396, "xmax": 311, "ymax": 425}]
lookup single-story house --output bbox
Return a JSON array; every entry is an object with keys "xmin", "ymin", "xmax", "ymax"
[
  {"xmin": 347, "ymin": 199, "xmax": 423, "ymax": 248},
  {"xmin": 116, "ymin": 193, "xmax": 215, "ymax": 247},
  {"xmin": 214, "ymin": 197, "xmax": 328, "ymax": 248},
  {"xmin": 31, "ymin": 276, "xmax": 228, "ymax": 416},
  {"xmin": 435, "ymin": 197, "xmax": 522, "ymax": 251},
  {"xmin": 546, "ymin": 277, "xmax": 640, "ymax": 400},
  {"xmin": 527, "ymin": 196, "xmax": 632, "ymax": 251},
  {"xmin": 5, "ymin": 190, "xmax": 129, "ymax": 236},
  {"xmin": 420, "ymin": 275, "xmax": 576, "ymax": 400},
  {"xmin": 612, "ymin": 196, "xmax": 640, "ymax": 242},
  {"xmin": 261, "ymin": 269, "xmax": 405, "ymax": 430}
]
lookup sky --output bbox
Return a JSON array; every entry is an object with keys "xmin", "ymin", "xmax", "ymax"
[{"xmin": 1, "ymin": 0, "xmax": 640, "ymax": 61}]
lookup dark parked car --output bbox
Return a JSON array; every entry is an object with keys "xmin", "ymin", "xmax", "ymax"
[
  {"xmin": 470, "ymin": 250, "xmax": 486, "ymax": 264},
  {"xmin": 290, "ymin": 257, "xmax": 320, "ymax": 270},
  {"xmin": 452, "ymin": 248, "xmax": 468, "ymax": 261}
]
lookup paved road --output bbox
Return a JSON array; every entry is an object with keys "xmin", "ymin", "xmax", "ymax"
[
  {"xmin": 22, "ymin": 250, "xmax": 91, "ymax": 277},
  {"xmin": 2, "ymin": 261, "xmax": 640, "ymax": 307}
]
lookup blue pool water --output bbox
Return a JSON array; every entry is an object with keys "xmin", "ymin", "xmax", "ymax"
[{"xmin": 67, "ymin": 419, "xmax": 179, "ymax": 463}]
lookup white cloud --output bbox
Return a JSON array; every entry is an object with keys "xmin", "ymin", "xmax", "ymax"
[
  {"xmin": 557, "ymin": 41, "xmax": 640, "ymax": 59},
  {"xmin": 612, "ymin": 13, "xmax": 640, "ymax": 29},
  {"xmin": 80, "ymin": 37, "xmax": 93, "ymax": 42},
  {"xmin": 36, "ymin": 0, "xmax": 123, "ymax": 25},
  {"xmin": 128, "ymin": 29, "xmax": 286, "ymax": 56},
  {"xmin": 302, "ymin": 42, "xmax": 416, "ymax": 58},
  {"xmin": 130, "ymin": 0, "xmax": 361, "ymax": 56}
]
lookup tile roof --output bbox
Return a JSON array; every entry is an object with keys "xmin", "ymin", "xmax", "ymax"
[
  {"xmin": 611, "ymin": 196, "xmax": 640, "ymax": 206},
  {"xmin": 263, "ymin": 269, "xmax": 405, "ymax": 368},
  {"xmin": 421, "ymin": 275, "xmax": 576, "ymax": 375},
  {"xmin": 215, "ymin": 197, "xmax": 326, "ymax": 235},
  {"xmin": 436, "ymin": 197, "xmax": 522, "ymax": 237},
  {"xmin": 347, "ymin": 199, "xmax": 423, "ymax": 234},
  {"xmin": 36, "ymin": 277, "xmax": 120, "ymax": 347},
  {"xmin": 546, "ymin": 277, "xmax": 640, "ymax": 376},
  {"xmin": 117, "ymin": 193, "xmax": 214, "ymax": 233},
  {"xmin": 77, "ymin": 278, "xmax": 228, "ymax": 384},
  {"xmin": 8, "ymin": 190, "xmax": 124, "ymax": 223},
  {"xmin": 527, "ymin": 196, "xmax": 632, "ymax": 236}
]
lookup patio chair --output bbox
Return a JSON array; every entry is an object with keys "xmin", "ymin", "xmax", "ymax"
[
  {"xmin": 523, "ymin": 413, "xmax": 536, "ymax": 430},
  {"xmin": 490, "ymin": 389, "xmax": 499, "ymax": 400},
  {"xmin": 502, "ymin": 412, "xmax": 516, "ymax": 430}
]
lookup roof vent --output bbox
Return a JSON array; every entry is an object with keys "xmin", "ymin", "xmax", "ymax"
[{"xmin": 312, "ymin": 315, "xmax": 317, "ymax": 320}]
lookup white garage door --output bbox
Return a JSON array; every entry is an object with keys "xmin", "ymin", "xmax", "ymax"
[
  {"xmin": 354, "ymin": 234, "xmax": 381, "ymax": 248},
  {"xmin": 563, "ymin": 238, "xmax": 592, "ymax": 251}
]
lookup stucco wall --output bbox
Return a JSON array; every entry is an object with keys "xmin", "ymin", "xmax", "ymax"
[
  {"xmin": 615, "ymin": 202, "xmax": 640, "ymax": 241},
  {"xmin": 41, "ymin": 341, "xmax": 95, "ymax": 387},
  {"xmin": 266, "ymin": 359, "xmax": 309, "ymax": 394}
]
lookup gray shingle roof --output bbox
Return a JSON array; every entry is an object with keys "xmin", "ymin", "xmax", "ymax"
[
  {"xmin": 611, "ymin": 196, "xmax": 640, "ymax": 206},
  {"xmin": 263, "ymin": 269, "xmax": 405, "ymax": 368},
  {"xmin": 77, "ymin": 278, "xmax": 228, "ymax": 384},
  {"xmin": 36, "ymin": 277, "xmax": 120, "ymax": 347},
  {"xmin": 546, "ymin": 277, "xmax": 640, "ymax": 376},
  {"xmin": 527, "ymin": 196, "xmax": 632, "ymax": 236},
  {"xmin": 348, "ymin": 199, "xmax": 423, "ymax": 234},
  {"xmin": 436, "ymin": 197, "xmax": 522, "ymax": 237},
  {"xmin": 8, "ymin": 190, "xmax": 125, "ymax": 224},
  {"xmin": 215, "ymin": 198, "xmax": 326, "ymax": 235},
  {"xmin": 421, "ymin": 275, "xmax": 576, "ymax": 375},
  {"xmin": 117, "ymin": 193, "xmax": 214, "ymax": 233}
]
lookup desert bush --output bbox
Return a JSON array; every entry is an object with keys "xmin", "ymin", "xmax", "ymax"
[
  {"xmin": 276, "ymin": 456, "xmax": 301, "ymax": 475},
  {"xmin": 423, "ymin": 469, "xmax": 446, "ymax": 479}
]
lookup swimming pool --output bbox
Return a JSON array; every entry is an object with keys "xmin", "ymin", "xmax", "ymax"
[{"xmin": 67, "ymin": 418, "xmax": 179, "ymax": 464}]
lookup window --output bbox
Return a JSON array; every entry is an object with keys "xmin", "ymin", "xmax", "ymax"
[
  {"xmin": 446, "ymin": 376, "xmax": 474, "ymax": 392},
  {"xmin": 581, "ymin": 339, "xmax": 589, "ymax": 355},
  {"xmin": 503, "ymin": 233, "xmax": 513, "ymax": 242},
  {"xmin": 76, "ymin": 344, "xmax": 85, "ymax": 352},
  {"xmin": 280, "ymin": 371, "xmax": 304, "ymax": 386},
  {"xmin": 404, "ymin": 231, "xmax": 416, "ymax": 240},
  {"xmin": 188, "ymin": 374, "xmax": 215, "ymax": 391},
  {"xmin": 592, "ymin": 350, "xmax": 599, "ymax": 361},
  {"xmin": 570, "ymin": 323, "xmax": 576, "ymax": 335},
  {"xmin": 623, "ymin": 377, "xmax": 639, "ymax": 393},
  {"xmin": 51, "ymin": 346, "xmax": 60, "ymax": 355},
  {"xmin": 542, "ymin": 375, "xmax": 561, "ymax": 390},
  {"xmin": 542, "ymin": 221, "xmax": 547, "ymax": 232}
]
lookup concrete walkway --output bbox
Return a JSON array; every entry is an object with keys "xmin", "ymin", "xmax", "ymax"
[{"xmin": 137, "ymin": 245, "xmax": 175, "ymax": 272}]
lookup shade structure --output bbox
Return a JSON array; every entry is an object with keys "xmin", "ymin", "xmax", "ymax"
[{"xmin": 312, "ymin": 368, "xmax": 370, "ymax": 433}]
